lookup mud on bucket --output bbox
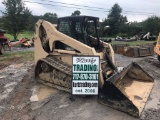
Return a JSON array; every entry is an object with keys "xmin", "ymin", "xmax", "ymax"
[{"xmin": 98, "ymin": 62, "xmax": 154, "ymax": 117}]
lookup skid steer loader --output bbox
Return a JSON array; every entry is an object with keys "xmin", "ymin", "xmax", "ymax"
[
  {"xmin": 154, "ymin": 33, "xmax": 160, "ymax": 61},
  {"xmin": 34, "ymin": 16, "xmax": 154, "ymax": 117}
]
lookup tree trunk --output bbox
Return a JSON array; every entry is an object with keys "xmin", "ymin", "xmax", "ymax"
[{"xmin": 13, "ymin": 34, "xmax": 17, "ymax": 40}]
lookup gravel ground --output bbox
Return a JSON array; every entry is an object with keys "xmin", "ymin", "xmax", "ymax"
[
  {"xmin": 0, "ymin": 53, "xmax": 160, "ymax": 120},
  {"xmin": 10, "ymin": 46, "xmax": 34, "ymax": 53}
]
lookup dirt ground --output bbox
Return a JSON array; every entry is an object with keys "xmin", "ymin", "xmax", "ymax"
[{"xmin": 0, "ymin": 49, "xmax": 160, "ymax": 120}]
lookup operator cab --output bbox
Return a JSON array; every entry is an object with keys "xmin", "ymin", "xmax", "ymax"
[{"xmin": 57, "ymin": 16, "xmax": 101, "ymax": 52}]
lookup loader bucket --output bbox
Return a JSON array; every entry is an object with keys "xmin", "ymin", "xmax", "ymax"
[
  {"xmin": 124, "ymin": 46, "xmax": 154, "ymax": 57},
  {"xmin": 98, "ymin": 62, "xmax": 154, "ymax": 117},
  {"xmin": 112, "ymin": 44, "xmax": 129, "ymax": 55}
]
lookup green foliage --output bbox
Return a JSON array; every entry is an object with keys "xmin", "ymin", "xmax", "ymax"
[
  {"xmin": 105, "ymin": 3, "xmax": 127, "ymax": 35},
  {"xmin": 98, "ymin": 19, "xmax": 108, "ymax": 37},
  {"xmin": 28, "ymin": 15, "xmax": 42, "ymax": 31},
  {"xmin": 28, "ymin": 13, "xmax": 58, "ymax": 31},
  {"xmin": 5, "ymin": 31, "xmax": 34, "ymax": 41},
  {"xmin": 4, "ymin": 33, "xmax": 13, "ymax": 40},
  {"xmin": 42, "ymin": 12, "xmax": 58, "ymax": 24},
  {"xmin": 100, "ymin": 8, "xmax": 160, "ymax": 37},
  {"xmin": 142, "ymin": 16, "xmax": 160, "ymax": 35},
  {"xmin": 122, "ymin": 22, "xmax": 143, "ymax": 36},
  {"xmin": 71, "ymin": 10, "xmax": 81, "ymax": 16},
  {"xmin": 0, "ymin": 17, "xmax": 3, "ymax": 29},
  {"xmin": 121, "ymin": 16, "xmax": 160, "ymax": 37},
  {"xmin": 1, "ymin": 0, "xmax": 32, "ymax": 40}
]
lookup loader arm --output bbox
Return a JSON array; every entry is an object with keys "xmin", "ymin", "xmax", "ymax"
[{"xmin": 35, "ymin": 20, "xmax": 115, "ymax": 63}]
